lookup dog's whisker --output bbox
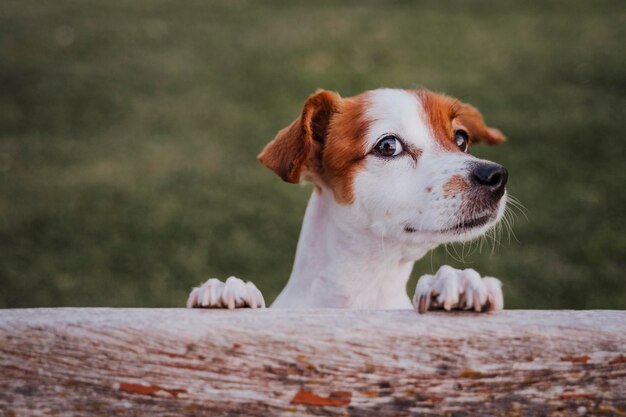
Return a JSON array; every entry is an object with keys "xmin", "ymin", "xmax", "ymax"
[
  {"xmin": 489, "ymin": 226, "xmax": 504, "ymax": 253},
  {"xmin": 507, "ymin": 194, "xmax": 528, "ymax": 220},
  {"xmin": 507, "ymin": 194, "xmax": 526, "ymax": 209},
  {"xmin": 498, "ymin": 214, "xmax": 509, "ymax": 244},
  {"xmin": 502, "ymin": 207, "xmax": 520, "ymax": 244},
  {"xmin": 506, "ymin": 210, "xmax": 516, "ymax": 243},
  {"xmin": 457, "ymin": 243, "xmax": 466, "ymax": 263},
  {"xmin": 444, "ymin": 242, "xmax": 465, "ymax": 264}
]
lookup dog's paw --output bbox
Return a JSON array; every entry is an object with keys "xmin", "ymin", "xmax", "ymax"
[
  {"xmin": 413, "ymin": 265, "xmax": 503, "ymax": 314},
  {"xmin": 186, "ymin": 276, "xmax": 265, "ymax": 309}
]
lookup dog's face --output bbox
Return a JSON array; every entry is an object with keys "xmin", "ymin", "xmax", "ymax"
[{"xmin": 259, "ymin": 88, "xmax": 507, "ymax": 247}]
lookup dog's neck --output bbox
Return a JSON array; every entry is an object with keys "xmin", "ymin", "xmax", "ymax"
[{"xmin": 271, "ymin": 189, "xmax": 435, "ymax": 309}]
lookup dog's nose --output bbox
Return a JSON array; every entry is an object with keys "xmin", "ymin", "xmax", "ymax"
[{"xmin": 470, "ymin": 163, "xmax": 508, "ymax": 198}]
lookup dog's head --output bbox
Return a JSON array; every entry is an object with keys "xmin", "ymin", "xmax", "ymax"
[{"xmin": 259, "ymin": 88, "xmax": 507, "ymax": 246}]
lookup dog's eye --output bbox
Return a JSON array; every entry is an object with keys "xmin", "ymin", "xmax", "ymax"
[
  {"xmin": 454, "ymin": 129, "xmax": 469, "ymax": 153},
  {"xmin": 374, "ymin": 135, "xmax": 403, "ymax": 157}
]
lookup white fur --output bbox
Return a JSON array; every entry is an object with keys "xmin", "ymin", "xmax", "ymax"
[{"xmin": 188, "ymin": 89, "xmax": 505, "ymax": 313}]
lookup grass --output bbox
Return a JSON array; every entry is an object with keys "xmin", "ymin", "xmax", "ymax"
[{"xmin": 1, "ymin": 0, "xmax": 624, "ymax": 309}]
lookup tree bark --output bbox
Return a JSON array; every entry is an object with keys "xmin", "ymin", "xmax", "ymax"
[{"xmin": 1, "ymin": 308, "xmax": 625, "ymax": 416}]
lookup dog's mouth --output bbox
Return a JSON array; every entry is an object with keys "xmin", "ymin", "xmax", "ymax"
[
  {"xmin": 448, "ymin": 213, "xmax": 494, "ymax": 232},
  {"xmin": 403, "ymin": 213, "xmax": 495, "ymax": 234}
]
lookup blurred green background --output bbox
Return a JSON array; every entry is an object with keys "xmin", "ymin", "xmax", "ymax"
[{"xmin": 1, "ymin": 0, "xmax": 624, "ymax": 309}]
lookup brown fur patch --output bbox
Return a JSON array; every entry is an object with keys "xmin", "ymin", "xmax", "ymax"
[
  {"xmin": 443, "ymin": 174, "xmax": 469, "ymax": 197},
  {"xmin": 258, "ymin": 90, "xmax": 371, "ymax": 204},
  {"xmin": 258, "ymin": 90, "xmax": 341, "ymax": 183},
  {"xmin": 321, "ymin": 93, "xmax": 371, "ymax": 203},
  {"xmin": 416, "ymin": 90, "xmax": 458, "ymax": 151},
  {"xmin": 453, "ymin": 102, "xmax": 506, "ymax": 145},
  {"xmin": 415, "ymin": 90, "xmax": 506, "ymax": 149}
]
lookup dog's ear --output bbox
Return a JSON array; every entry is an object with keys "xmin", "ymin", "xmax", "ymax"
[
  {"xmin": 258, "ymin": 90, "xmax": 341, "ymax": 183},
  {"xmin": 455, "ymin": 102, "xmax": 506, "ymax": 145}
]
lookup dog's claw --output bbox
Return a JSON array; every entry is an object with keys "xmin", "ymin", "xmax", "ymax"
[
  {"xmin": 417, "ymin": 294, "xmax": 429, "ymax": 314},
  {"xmin": 412, "ymin": 266, "xmax": 503, "ymax": 314},
  {"xmin": 226, "ymin": 294, "xmax": 235, "ymax": 310},
  {"xmin": 473, "ymin": 297, "xmax": 482, "ymax": 312}
]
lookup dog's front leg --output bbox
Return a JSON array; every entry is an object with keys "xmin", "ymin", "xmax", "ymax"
[
  {"xmin": 187, "ymin": 277, "xmax": 265, "ymax": 309},
  {"xmin": 413, "ymin": 265, "xmax": 503, "ymax": 314}
]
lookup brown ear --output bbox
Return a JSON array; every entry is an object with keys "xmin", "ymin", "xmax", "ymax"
[
  {"xmin": 258, "ymin": 90, "xmax": 341, "ymax": 183},
  {"xmin": 455, "ymin": 102, "xmax": 506, "ymax": 145}
]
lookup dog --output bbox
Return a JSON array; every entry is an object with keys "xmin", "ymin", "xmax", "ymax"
[{"xmin": 187, "ymin": 88, "xmax": 508, "ymax": 313}]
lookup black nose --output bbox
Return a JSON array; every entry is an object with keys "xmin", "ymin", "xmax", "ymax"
[{"xmin": 470, "ymin": 163, "xmax": 508, "ymax": 198}]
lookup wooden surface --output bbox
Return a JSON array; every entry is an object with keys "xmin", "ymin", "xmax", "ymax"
[{"xmin": 1, "ymin": 308, "xmax": 625, "ymax": 416}]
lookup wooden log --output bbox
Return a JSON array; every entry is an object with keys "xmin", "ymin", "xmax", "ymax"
[{"xmin": 0, "ymin": 308, "xmax": 625, "ymax": 416}]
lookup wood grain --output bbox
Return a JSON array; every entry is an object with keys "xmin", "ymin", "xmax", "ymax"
[{"xmin": 1, "ymin": 308, "xmax": 625, "ymax": 416}]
